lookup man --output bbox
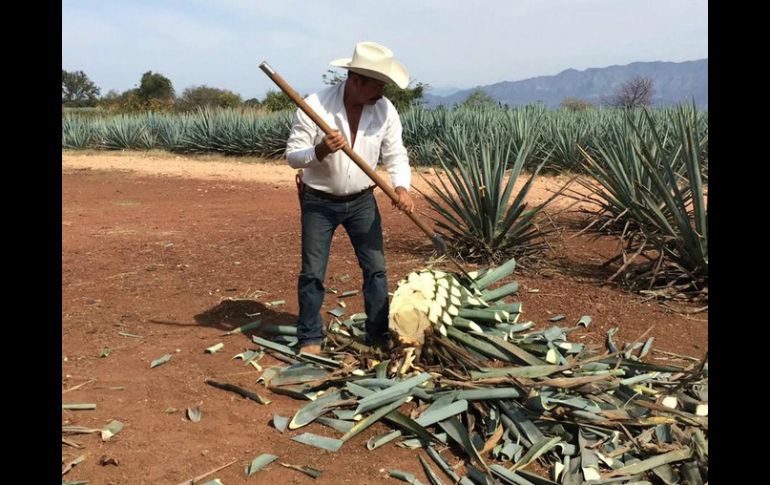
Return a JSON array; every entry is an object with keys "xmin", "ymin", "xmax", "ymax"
[{"xmin": 286, "ymin": 41, "xmax": 415, "ymax": 355}]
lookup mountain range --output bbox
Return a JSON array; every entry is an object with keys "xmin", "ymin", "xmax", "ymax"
[{"xmin": 423, "ymin": 59, "xmax": 707, "ymax": 109}]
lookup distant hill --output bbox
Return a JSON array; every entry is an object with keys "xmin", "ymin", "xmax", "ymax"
[{"xmin": 423, "ymin": 59, "xmax": 707, "ymax": 109}]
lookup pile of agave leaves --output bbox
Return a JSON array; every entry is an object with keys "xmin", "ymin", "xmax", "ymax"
[{"xmin": 245, "ymin": 257, "xmax": 708, "ymax": 485}]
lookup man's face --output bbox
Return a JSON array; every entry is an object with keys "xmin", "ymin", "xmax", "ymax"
[{"xmin": 351, "ymin": 74, "xmax": 386, "ymax": 105}]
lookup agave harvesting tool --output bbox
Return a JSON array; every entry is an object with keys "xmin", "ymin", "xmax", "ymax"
[{"xmin": 259, "ymin": 61, "xmax": 474, "ymax": 282}]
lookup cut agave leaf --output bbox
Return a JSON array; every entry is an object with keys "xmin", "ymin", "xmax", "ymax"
[
  {"xmin": 150, "ymin": 354, "xmax": 172, "ymax": 368},
  {"xmin": 291, "ymin": 432, "xmax": 343, "ymax": 452},
  {"xmin": 517, "ymin": 469, "xmax": 562, "ymax": 485},
  {"xmin": 416, "ymin": 400, "xmax": 469, "ymax": 426},
  {"xmin": 316, "ymin": 416, "xmax": 355, "ymax": 434},
  {"xmin": 222, "ymin": 319, "xmax": 261, "ymax": 336},
  {"xmin": 467, "ymin": 464, "xmax": 498, "ymax": 484},
  {"xmin": 205, "ymin": 343, "xmax": 224, "ymax": 354},
  {"xmin": 61, "ymin": 454, "xmax": 86, "ymax": 476},
  {"xmin": 257, "ymin": 367, "xmax": 278, "ymax": 386},
  {"xmin": 245, "ymin": 453, "xmax": 278, "ymax": 476},
  {"xmin": 205, "ymin": 379, "xmax": 271, "ymax": 405},
  {"xmin": 118, "ymin": 331, "xmax": 142, "ymax": 338},
  {"xmin": 62, "ymin": 426, "xmax": 101, "ymax": 435},
  {"xmin": 296, "ymin": 352, "xmax": 343, "ymax": 369},
  {"xmin": 354, "ymin": 372, "xmax": 431, "ymax": 415},
  {"xmin": 101, "ymin": 420, "xmax": 124, "ymax": 441},
  {"xmin": 418, "ymin": 454, "xmax": 446, "ymax": 485},
  {"xmin": 438, "ymin": 415, "xmax": 486, "ymax": 469},
  {"xmin": 605, "ymin": 447, "xmax": 693, "ymax": 477},
  {"xmin": 341, "ymin": 395, "xmax": 408, "ymax": 442},
  {"xmin": 233, "ymin": 349, "xmax": 259, "ymax": 361},
  {"xmin": 470, "ymin": 365, "xmax": 560, "ymax": 379},
  {"xmin": 272, "ymin": 414, "xmax": 289, "ymax": 433},
  {"xmin": 446, "ymin": 326, "xmax": 515, "ymax": 362},
  {"xmin": 490, "ymin": 464, "xmax": 539, "ymax": 485},
  {"xmin": 367, "ymin": 429, "xmax": 403, "ymax": 450},
  {"xmin": 639, "ymin": 337, "xmax": 655, "ymax": 358},
  {"xmin": 269, "ymin": 365, "xmax": 330, "ymax": 386},
  {"xmin": 426, "ymin": 446, "xmax": 462, "ymax": 483},
  {"xmin": 333, "ymin": 409, "xmax": 359, "ymax": 421},
  {"xmin": 389, "ymin": 469, "xmax": 426, "ymax": 484},
  {"xmin": 260, "ymin": 324, "xmax": 298, "ymax": 336},
  {"xmin": 473, "ymin": 334, "xmax": 545, "ymax": 366},
  {"xmin": 397, "ymin": 432, "xmax": 449, "ymax": 449},
  {"xmin": 289, "ymin": 389, "xmax": 345, "ymax": 430},
  {"xmin": 498, "ymin": 402, "xmax": 545, "ymax": 444},
  {"xmin": 252, "ymin": 336, "xmax": 298, "ymax": 357},
  {"xmin": 62, "ymin": 403, "xmax": 96, "ymax": 410},
  {"xmin": 474, "ymin": 257, "xmax": 516, "ymax": 290},
  {"xmin": 481, "ymin": 281, "xmax": 519, "ymax": 302},
  {"xmin": 328, "ymin": 307, "xmax": 345, "ymax": 317},
  {"xmin": 186, "ymin": 406, "xmax": 202, "ymax": 422},
  {"xmin": 651, "ymin": 464, "xmax": 678, "ymax": 484},
  {"xmin": 511, "ymin": 436, "xmax": 561, "ymax": 471},
  {"xmin": 431, "ymin": 388, "xmax": 520, "ymax": 402}
]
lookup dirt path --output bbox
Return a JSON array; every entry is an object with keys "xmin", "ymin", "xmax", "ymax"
[
  {"xmin": 61, "ymin": 150, "xmax": 585, "ymax": 209},
  {"xmin": 61, "ymin": 151, "xmax": 707, "ymax": 484}
]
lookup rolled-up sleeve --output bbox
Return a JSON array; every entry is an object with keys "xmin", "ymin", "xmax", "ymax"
[
  {"xmin": 286, "ymin": 107, "xmax": 320, "ymax": 168},
  {"xmin": 380, "ymin": 106, "xmax": 411, "ymax": 190}
]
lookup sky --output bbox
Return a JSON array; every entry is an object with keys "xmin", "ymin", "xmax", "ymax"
[{"xmin": 62, "ymin": 0, "xmax": 708, "ymax": 100}]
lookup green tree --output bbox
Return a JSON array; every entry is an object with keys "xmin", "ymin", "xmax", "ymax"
[
  {"xmin": 322, "ymin": 69, "xmax": 426, "ymax": 112},
  {"xmin": 138, "ymin": 71, "xmax": 175, "ymax": 103},
  {"xmin": 244, "ymin": 98, "xmax": 262, "ymax": 108},
  {"xmin": 97, "ymin": 89, "xmax": 121, "ymax": 109},
  {"xmin": 261, "ymin": 90, "xmax": 295, "ymax": 111},
  {"xmin": 458, "ymin": 89, "xmax": 496, "ymax": 109},
  {"xmin": 384, "ymin": 82, "xmax": 426, "ymax": 112},
  {"xmin": 98, "ymin": 88, "xmax": 145, "ymax": 113},
  {"xmin": 218, "ymin": 91, "xmax": 242, "ymax": 108},
  {"xmin": 177, "ymin": 85, "xmax": 243, "ymax": 111},
  {"xmin": 62, "ymin": 70, "xmax": 101, "ymax": 107}
]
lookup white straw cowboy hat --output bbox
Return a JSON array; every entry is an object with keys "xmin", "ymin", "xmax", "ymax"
[{"xmin": 330, "ymin": 41, "xmax": 410, "ymax": 89}]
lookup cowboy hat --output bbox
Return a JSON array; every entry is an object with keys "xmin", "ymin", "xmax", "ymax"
[{"xmin": 330, "ymin": 41, "xmax": 410, "ymax": 89}]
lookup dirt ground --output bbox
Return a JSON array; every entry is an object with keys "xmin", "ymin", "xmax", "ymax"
[{"xmin": 61, "ymin": 151, "xmax": 707, "ymax": 484}]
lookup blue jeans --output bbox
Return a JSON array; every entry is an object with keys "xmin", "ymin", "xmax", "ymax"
[{"xmin": 297, "ymin": 189, "xmax": 389, "ymax": 347}]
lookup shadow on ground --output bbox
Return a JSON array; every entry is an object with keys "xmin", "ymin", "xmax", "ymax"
[{"xmin": 193, "ymin": 299, "xmax": 299, "ymax": 336}]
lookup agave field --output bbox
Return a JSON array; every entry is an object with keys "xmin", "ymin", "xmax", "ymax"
[
  {"xmin": 62, "ymin": 103, "xmax": 707, "ymax": 298},
  {"xmin": 62, "ymin": 103, "xmax": 707, "ymax": 483}
]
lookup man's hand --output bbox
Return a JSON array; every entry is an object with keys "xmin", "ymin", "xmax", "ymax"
[
  {"xmin": 393, "ymin": 186, "xmax": 414, "ymax": 213},
  {"xmin": 315, "ymin": 130, "xmax": 347, "ymax": 160}
]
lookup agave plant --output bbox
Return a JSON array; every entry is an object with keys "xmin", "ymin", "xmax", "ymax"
[
  {"xmin": 544, "ymin": 109, "xmax": 599, "ymax": 173},
  {"xmin": 145, "ymin": 112, "xmax": 188, "ymax": 152},
  {"xmin": 100, "ymin": 114, "xmax": 152, "ymax": 150},
  {"xmin": 250, "ymin": 110, "xmax": 293, "ymax": 158},
  {"xmin": 62, "ymin": 115, "xmax": 95, "ymax": 149},
  {"xmin": 419, "ymin": 123, "xmax": 562, "ymax": 264},
  {"xmin": 578, "ymin": 104, "xmax": 707, "ymax": 295},
  {"xmin": 633, "ymin": 106, "xmax": 707, "ymax": 289}
]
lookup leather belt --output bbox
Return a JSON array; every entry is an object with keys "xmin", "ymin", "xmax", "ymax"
[{"xmin": 302, "ymin": 183, "xmax": 375, "ymax": 202}]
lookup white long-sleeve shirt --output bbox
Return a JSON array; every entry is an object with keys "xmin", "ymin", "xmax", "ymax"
[{"xmin": 285, "ymin": 80, "xmax": 411, "ymax": 196}]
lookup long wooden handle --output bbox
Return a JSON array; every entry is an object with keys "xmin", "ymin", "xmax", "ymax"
[{"xmin": 259, "ymin": 61, "xmax": 437, "ymax": 242}]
